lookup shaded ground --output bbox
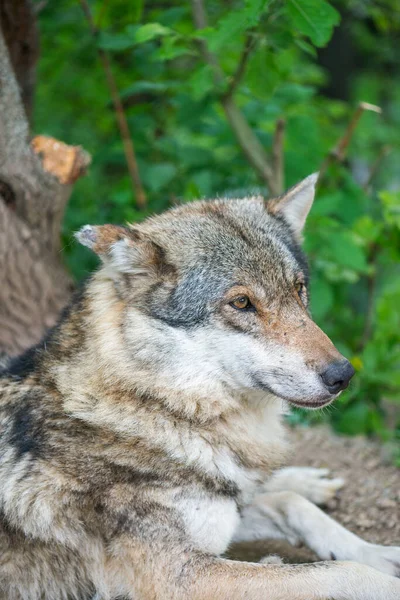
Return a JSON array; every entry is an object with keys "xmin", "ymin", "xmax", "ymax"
[{"xmin": 229, "ymin": 425, "xmax": 400, "ymax": 564}]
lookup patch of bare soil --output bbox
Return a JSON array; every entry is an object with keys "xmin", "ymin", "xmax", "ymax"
[{"xmin": 229, "ymin": 425, "xmax": 400, "ymax": 564}]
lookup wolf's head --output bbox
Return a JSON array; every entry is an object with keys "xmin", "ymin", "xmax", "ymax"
[{"xmin": 76, "ymin": 174, "xmax": 354, "ymax": 413}]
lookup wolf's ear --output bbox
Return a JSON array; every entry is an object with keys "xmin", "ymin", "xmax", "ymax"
[
  {"xmin": 267, "ymin": 173, "xmax": 319, "ymax": 239},
  {"xmin": 75, "ymin": 224, "xmax": 164, "ymax": 277}
]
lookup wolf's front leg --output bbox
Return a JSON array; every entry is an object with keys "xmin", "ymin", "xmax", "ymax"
[
  {"xmin": 234, "ymin": 490, "xmax": 400, "ymax": 578},
  {"xmin": 113, "ymin": 539, "xmax": 400, "ymax": 600}
]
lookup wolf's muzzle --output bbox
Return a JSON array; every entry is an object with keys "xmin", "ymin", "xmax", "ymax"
[{"xmin": 320, "ymin": 360, "xmax": 355, "ymax": 394}]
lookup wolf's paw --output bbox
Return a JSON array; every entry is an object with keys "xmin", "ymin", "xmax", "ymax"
[
  {"xmin": 358, "ymin": 543, "xmax": 400, "ymax": 578},
  {"xmin": 268, "ymin": 467, "xmax": 345, "ymax": 505},
  {"xmin": 300, "ymin": 468, "xmax": 345, "ymax": 505}
]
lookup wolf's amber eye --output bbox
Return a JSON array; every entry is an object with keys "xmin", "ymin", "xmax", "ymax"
[
  {"xmin": 230, "ymin": 296, "xmax": 253, "ymax": 311},
  {"xmin": 295, "ymin": 282, "xmax": 306, "ymax": 302}
]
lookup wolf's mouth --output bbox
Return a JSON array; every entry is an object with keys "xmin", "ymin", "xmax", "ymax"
[
  {"xmin": 287, "ymin": 397, "xmax": 336, "ymax": 410},
  {"xmin": 251, "ymin": 375, "xmax": 339, "ymax": 409}
]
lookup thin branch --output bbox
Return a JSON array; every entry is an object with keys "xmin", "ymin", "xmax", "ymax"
[
  {"xmin": 222, "ymin": 97, "xmax": 278, "ymax": 193},
  {"xmin": 191, "ymin": 0, "xmax": 224, "ymax": 85},
  {"xmin": 335, "ymin": 102, "xmax": 381, "ymax": 161},
  {"xmin": 78, "ymin": 0, "xmax": 147, "ymax": 209},
  {"xmin": 320, "ymin": 102, "xmax": 382, "ymax": 180},
  {"xmin": 191, "ymin": 0, "xmax": 280, "ymax": 197},
  {"xmin": 272, "ymin": 118, "xmax": 285, "ymax": 194},
  {"xmin": 317, "ymin": 100, "xmax": 383, "ymax": 350},
  {"xmin": 363, "ymin": 145, "xmax": 391, "ymax": 192},
  {"xmin": 225, "ymin": 31, "xmax": 257, "ymax": 99}
]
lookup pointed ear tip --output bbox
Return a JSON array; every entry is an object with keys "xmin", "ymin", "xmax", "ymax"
[
  {"xmin": 75, "ymin": 225, "xmax": 97, "ymax": 247},
  {"xmin": 306, "ymin": 172, "xmax": 319, "ymax": 186}
]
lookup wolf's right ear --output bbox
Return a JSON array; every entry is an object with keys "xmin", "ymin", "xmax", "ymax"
[
  {"xmin": 267, "ymin": 173, "xmax": 319, "ymax": 239},
  {"xmin": 75, "ymin": 224, "xmax": 164, "ymax": 277}
]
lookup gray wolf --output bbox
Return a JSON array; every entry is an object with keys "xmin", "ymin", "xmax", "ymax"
[{"xmin": 0, "ymin": 173, "xmax": 399, "ymax": 599}]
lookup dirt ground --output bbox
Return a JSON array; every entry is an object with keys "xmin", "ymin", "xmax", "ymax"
[{"xmin": 229, "ymin": 425, "xmax": 400, "ymax": 564}]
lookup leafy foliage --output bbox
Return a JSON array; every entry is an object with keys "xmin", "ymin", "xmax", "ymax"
[
  {"xmin": 286, "ymin": 0, "xmax": 340, "ymax": 46},
  {"xmin": 33, "ymin": 0, "xmax": 400, "ymax": 454}
]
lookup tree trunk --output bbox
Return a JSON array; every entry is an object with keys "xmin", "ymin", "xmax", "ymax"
[
  {"xmin": 0, "ymin": 3, "xmax": 90, "ymax": 358},
  {"xmin": 0, "ymin": 0, "xmax": 39, "ymax": 120}
]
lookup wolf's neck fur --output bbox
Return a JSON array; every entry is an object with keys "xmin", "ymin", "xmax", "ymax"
[{"xmin": 42, "ymin": 272, "xmax": 289, "ymax": 480}]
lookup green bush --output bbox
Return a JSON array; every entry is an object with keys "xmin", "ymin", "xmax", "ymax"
[{"xmin": 34, "ymin": 0, "xmax": 400, "ymax": 454}]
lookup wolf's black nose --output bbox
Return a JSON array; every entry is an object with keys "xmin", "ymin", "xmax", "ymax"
[{"xmin": 320, "ymin": 360, "xmax": 355, "ymax": 394}]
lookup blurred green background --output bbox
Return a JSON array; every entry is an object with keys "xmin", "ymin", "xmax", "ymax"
[{"xmin": 33, "ymin": 0, "xmax": 399, "ymax": 454}]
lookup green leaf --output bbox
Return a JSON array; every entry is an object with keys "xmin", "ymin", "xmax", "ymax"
[
  {"xmin": 310, "ymin": 277, "xmax": 334, "ymax": 321},
  {"xmin": 97, "ymin": 23, "xmax": 174, "ymax": 51},
  {"xmin": 120, "ymin": 81, "xmax": 172, "ymax": 99},
  {"xmin": 328, "ymin": 232, "xmax": 369, "ymax": 272},
  {"xmin": 157, "ymin": 7, "xmax": 188, "ymax": 26},
  {"xmin": 286, "ymin": 0, "xmax": 340, "ymax": 47},
  {"xmin": 379, "ymin": 190, "xmax": 400, "ymax": 229},
  {"xmin": 333, "ymin": 400, "xmax": 370, "ymax": 435},
  {"xmin": 247, "ymin": 46, "xmax": 295, "ymax": 99},
  {"xmin": 153, "ymin": 36, "xmax": 192, "ymax": 61},
  {"xmin": 186, "ymin": 65, "xmax": 215, "ymax": 100},
  {"xmin": 352, "ymin": 216, "xmax": 383, "ymax": 245},
  {"xmin": 97, "ymin": 31, "xmax": 135, "ymax": 51},
  {"xmin": 142, "ymin": 163, "xmax": 177, "ymax": 193},
  {"xmin": 134, "ymin": 23, "xmax": 173, "ymax": 45},
  {"xmin": 191, "ymin": 169, "xmax": 214, "ymax": 196},
  {"xmin": 294, "ymin": 38, "xmax": 317, "ymax": 57},
  {"xmin": 311, "ymin": 191, "xmax": 343, "ymax": 217},
  {"xmin": 198, "ymin": 0, "xmax": 270, "ymax": 53}
]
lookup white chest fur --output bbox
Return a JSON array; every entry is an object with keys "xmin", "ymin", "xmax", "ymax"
[
  {"xmin": 177, "ymin": 494, "xmax": 240, "ymax": 555},
  {"xmin": 170, "ymin": 395, "xmax": 288, "ymax": 555}
]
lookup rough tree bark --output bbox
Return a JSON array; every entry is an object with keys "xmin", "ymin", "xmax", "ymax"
[
  {"xmin": 0, "ymin": 0, "xmax": 39, "ymax": 120},
  {"xmin": 0, "ymin": 1, "xmax": 90, "ymax": 358}
]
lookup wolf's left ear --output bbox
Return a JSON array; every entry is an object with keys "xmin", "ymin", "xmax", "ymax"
[
  {"xmin": 75, "ymin": 224, "xmax": 164, "ymax": 278},
  {"xmin": 267, "ymin": 172, "xmax": 319, "ymax": 239}
]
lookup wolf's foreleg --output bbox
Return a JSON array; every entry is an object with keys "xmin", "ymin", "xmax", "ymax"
[
  {"xmin": 112, "ymin": 540, "xmax": 400, "ymax": 600},
  {"xmin": 185, "ymin": 558, "xmax": 400, "ymax": 600},
  {"xmin": 233, "ymin": 491, "xmax": 400, "ymax": 577}
]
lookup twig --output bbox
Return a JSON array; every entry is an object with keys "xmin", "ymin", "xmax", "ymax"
[
  {"xmin": 363, "ymin": 145, "xmax": 391, "ymax": 192},
  {"xmin": 78, "ymin": 0, "xmax": 147, "ymax": 209},
  {"xmin": 225, "ymin": 31, "xmax": 256, "ymax": 99},
  {"xmin": 317, "ymin": 100, "xmax": 384, "ymax": 350},
  {"xmin": 320, "ymin": 102, "xmax": 382, "ymax": 180},
  {"xmin": 272, "ymin": 118, "xmax": 285, "ymax": 194},
  {"xmin": 191, "ymin": 0, "xmax": 280, "ymax": 197},
  {"xmin": 191, "ymin": 0, "xmax": 225, "ymax": 85}
]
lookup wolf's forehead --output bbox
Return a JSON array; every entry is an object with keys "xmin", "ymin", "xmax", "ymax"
[
  {"xmin": 149, "ymin": 198, "xmax": 272, "ymax": 248},
  {"xmin": 147, "ymin": 198, "xmax": 306, "ymax": 281}
]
